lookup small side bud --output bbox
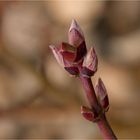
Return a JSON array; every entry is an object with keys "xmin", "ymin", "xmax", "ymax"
[
  {"xmin": 68, "ymin": 19, "xmax": 85, "ymax": 47},
  {"xmin": 82, "ymin": 47, "xmax": 98, "ymax": 77},
  {"xmin": 81, "ymin": 106, "xmax": 98, "ymax": 122},
  {"xmin": 95, "ymin": 78, "xmax": 109, "ymax": 112}
]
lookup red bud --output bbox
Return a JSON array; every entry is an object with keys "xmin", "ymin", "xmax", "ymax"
[
  {"xmin": 82, "ymin": 47, "xmax": 98, "ymax": 77},
  {"xmin": 61, "ymin": 42, "xmax": 76, "ymax": 62},
  {"xmin": 69, "ymin": 19, "xmax": 84, "ymax": 47},
  {"xmin": 81, "ymin": 106, "xmax": 98, "ymax": 122},
  {"xmin": 61, "ymin": 42, "xmax": 86, "ymax": 63},
  {"xmin": 50, "ymin": 20, "xmax": 87, "ymax": 75},
  {"xmin": 49, "ymin": 45, "xmax": 64, "ymax": 67},
  {"xmin": 95, "ymin": 78, "xmax": 109, "ymax": 112},
  {"xmin": 49, "ymin": 45, "xmax": 79, "ymax": 76}
]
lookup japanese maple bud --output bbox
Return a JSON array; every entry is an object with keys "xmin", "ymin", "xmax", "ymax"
[
  {"xmin": 81, "ymin": 106, "xmax": 98, "ymax": 122},
  {"xmin": 49, "ymin": 45, "xmax": 79, "ymax": 76},
  {"xmin": 68, "ymin": 20, "xmax": 87, "ymax": 62},
  {"xmin": 95, "ymin": 78, "xmax": 109, "ymax": 112},
  {"xmin": 82, "ymin": 47, "xmax": 98, "ymax": 77},
  {"xmin": 69, "ymin": 19, "xmax": 84, "ymax": 47}
]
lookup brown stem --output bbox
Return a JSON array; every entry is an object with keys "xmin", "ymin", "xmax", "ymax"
[{"xmin": 78, "ymin": 68, "xmax": 117, "ymax": 139}]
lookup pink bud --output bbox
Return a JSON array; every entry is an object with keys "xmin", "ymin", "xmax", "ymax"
[
  {"xmin": 49, "ymin": 44, "xmax": 79, "ymax": 75},
  {"xmin": 81, "ymin": 106, "xmax": 98, "ymax": 122},
  {"xmin": 69, "ymin": 19, "xmax": 84, "ymax": 47},
  {"xmin": 50, "ymin": 20, "xmax": 87, "ymax": 74},
  {"xmin": 82, "ymin": 47, "xmax": 98, "ymax": 77},
  {"xmin": 95, "ymin": 78, "xmax": 109, "ymax": 112},
  {"xmin": 68, "ymin": 20, "xmax": 87, "ymax": 62},
  {"xmin": 49, "ymin": 45, "xmax": 64, "ymax": 67},
  {"xmin": 61, "ymin": 42, "xmax": 86, "ymax": 63}
]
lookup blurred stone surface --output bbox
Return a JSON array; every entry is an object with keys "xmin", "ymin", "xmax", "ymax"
[
  {"xmin": 107, "ymin": 29, "xmax": 140, "ymax": 65},
  {"xmin": 94, "ymin": 1, "xmax": 140, "ymax": 66},
  {"xmin": 0, "ymin": 49, "xmax": 45, "ymax": 110},
  {"xmin": 96, "ymin": 1, "xmax": 140, "ymax": 36},
  {"xmin": 2, "ymin": 1, "xmax": 50, "ymax": 62},
  {"xmin": 0, "ymin": 119, "xmax": 19, "ymax": 138}
]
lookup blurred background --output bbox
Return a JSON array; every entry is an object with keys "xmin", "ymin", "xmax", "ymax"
[{"xmin": 0, "ymin": 1, "xmax": 140, "ymax": 139}]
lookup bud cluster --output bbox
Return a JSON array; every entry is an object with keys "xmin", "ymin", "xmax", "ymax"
[
  {"xmin": 50, "ymin": 20, "xmax": 109, "ymax": 122},
  {"xmin": 49, "ymin": 19, "xmax": 97, "ymax": 77}
]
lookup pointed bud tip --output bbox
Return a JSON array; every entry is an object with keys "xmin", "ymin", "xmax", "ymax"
[
  {"xmin": 69, "ymin": 19, "xmax": 84, "ymax": 37},
  {"xmin": 49, "ymin": 44, "xmax": 65, "ymax": 67},
  {"xmin": 95, "ymin": 78, "xmax": 109, "ymax": 112},
  {"xmin": 95, "ymin": 78, "xmax": 107, "ymax": 97},
  {"xmin": 90, "ymin": 47, "xmax": 96, "ymax": 55},
  {"xmin": 96, "ymin": 77, "xmax": 100, "ymax": 84},
  {"xmin": 98, "ymin": 78, "xmax": 106, "ymax": 93},
  {"xmin": 98, "ymin": 77, "xmax": 102, "ymax": 84},
  {"xmin": 69, "ymin": 19, "xmax": 78, "ymax": 32},
  {"xmin": 49, "ymin": 45, "xmax": 55, "ymax": 50}
]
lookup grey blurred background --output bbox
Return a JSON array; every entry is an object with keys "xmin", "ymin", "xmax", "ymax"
[{"xmin": 0, "ymin": 1, "xmax": 140, "ymax": 139}]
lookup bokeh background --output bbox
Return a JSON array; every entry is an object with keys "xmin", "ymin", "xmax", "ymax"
[{"xmin": 0, "ymin": 1, "xmax": 140, "ymax": 139}]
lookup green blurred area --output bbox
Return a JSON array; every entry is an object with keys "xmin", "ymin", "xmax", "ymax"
[{"xmin": 0, "ymin": 1, "xmax": 140, "ymax": 139}]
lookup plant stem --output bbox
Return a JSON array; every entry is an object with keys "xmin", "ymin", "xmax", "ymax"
[
  {"xmin": 79, "ymin": 70, "xmax": 117, "ymax": 139},
  {"xmin": 79, "ymin": 75, "xmax": 100, "ymax": 112},
  {"xmin": 97, "ymin": 115, "xmax": 117, "ymax": 139}
]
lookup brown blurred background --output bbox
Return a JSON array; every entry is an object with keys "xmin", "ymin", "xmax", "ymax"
[{"xmin": 0, "ymin": 1, "xmax": 140, "ymax": 139}]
